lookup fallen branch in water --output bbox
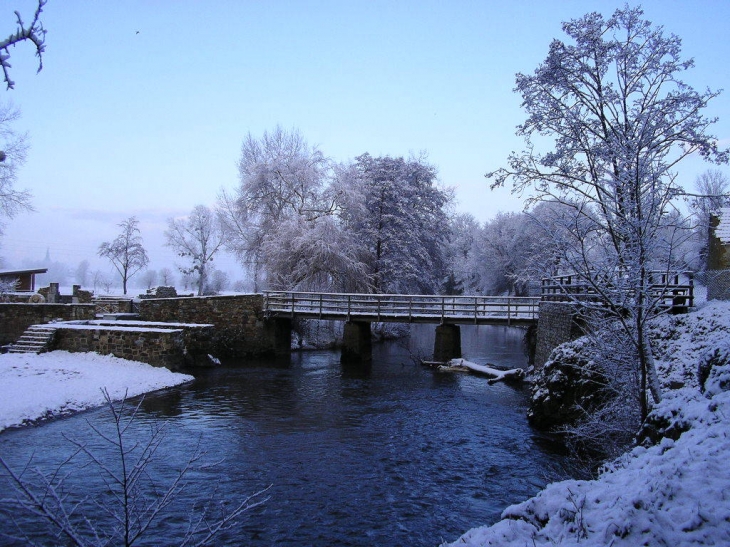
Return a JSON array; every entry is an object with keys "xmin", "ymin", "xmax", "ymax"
[{"xmin": 441, "ymin": 358, "xmax": 525, "ymax": 384}]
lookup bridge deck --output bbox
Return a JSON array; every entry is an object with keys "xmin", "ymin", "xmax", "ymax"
[{"xmin": 264, "ymin": 292, "xmax": 540, "ymax": 326}]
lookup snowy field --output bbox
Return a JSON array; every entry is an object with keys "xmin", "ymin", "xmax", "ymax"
[
  {"xmin": 444, "ymin": 301, "xmax": 730, "ymax": 546},
  {"xmin": 0, "ymin": 351, "xmax": 194, "ymax": 432}
]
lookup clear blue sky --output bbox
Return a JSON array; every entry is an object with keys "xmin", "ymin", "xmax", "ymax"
[{"xmin": 2, "ymin": 0, "xmax": 729, "ymax": 283}]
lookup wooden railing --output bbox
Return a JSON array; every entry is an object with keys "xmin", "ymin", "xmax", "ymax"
[
  {"xmin": 541, "ymin": 271, "xmax": 694, "ymax": 311},
  {"xmin": 263, "ymin": 292, "xmax": 540, "ymax": 325}
]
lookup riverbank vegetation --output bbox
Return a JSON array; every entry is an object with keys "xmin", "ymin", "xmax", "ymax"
[{"xmin": 444, "ymin": 299, "xmax": 730, "ymax": 546}]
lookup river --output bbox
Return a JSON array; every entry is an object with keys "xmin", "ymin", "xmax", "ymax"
[{"xmin": 0, "ymin": 324, "xmax": 568, "ymax": 546}]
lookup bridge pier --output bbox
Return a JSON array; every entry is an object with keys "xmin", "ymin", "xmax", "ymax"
[
  {"xmin": 264, "ymin": 318, "xmax": 292, "ymax": 356},
  {"xmin": 434, "ymin": 324, "xmax": 461, "ymax": 362},
  {"xmin": 341, "ymin": 321, "xmax": 372, "ymax": 364}
]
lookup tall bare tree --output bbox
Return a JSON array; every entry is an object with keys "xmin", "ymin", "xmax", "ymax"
[
  {"xmin": 488, "ymin": 6, "xmax": 728, "ymax": 421},
  {"xmin": 165, "ymin": 205, "xmax": 225, "ymax": 296},
  {"xmin": 98, "ymin": 217, "xmax": 149, "ymax": 295}
]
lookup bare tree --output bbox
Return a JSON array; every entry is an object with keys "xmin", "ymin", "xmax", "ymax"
[
  {"xmin": 207, "ymin": 268, "xmax": 229, "ymax": 294},
  {"xmin": 488, "ymin": 6, "xmax": 728, "ymax": 421},
  {"xmin": 0, "ymin": 390, "xmax": 268, "ymax": 546},
  {"xmin": 91, "ymin": 269, "xmax": 113, "ymax": 294},
  {"xmin": 139, "ymin": 269, "xmax": 157, "ymax": 290},
  {"xmin": 158, "ymin": 267, "xmax": 174, "ymax": 286},
  {"xmin": 0, "ymin": 103, "xmax": 32, "ymax": 234},
  {"xmin": 1, "ymin": 0, "xmax": 46, "ymax": 90},
  {"xmin": 98, "ymin": 217, "xmax": 150, "ymax": 295},
  {"xmin": 165, "ymin": 205, "xmax": 226, "ymax": 296}
]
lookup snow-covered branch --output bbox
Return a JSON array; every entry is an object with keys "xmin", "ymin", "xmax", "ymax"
[{"xmin": 1, "ymin": 0, "xmax": 47, "ymax": 90}]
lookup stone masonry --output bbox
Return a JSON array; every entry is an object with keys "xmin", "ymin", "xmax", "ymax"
[
  {"xmin": 533, "ymin": 301, "xmax": 583, "ymax": 368},
  {"xmin": 138, "ymin": 294, "xmax": 281, "ymax": 358},
  {"xmin": 0, "ymin": 303, "xmax": 96, "ymax": 347},
  {"xmin": 54, "ymin": 326, "xmax": 186, "ymax": 370}
]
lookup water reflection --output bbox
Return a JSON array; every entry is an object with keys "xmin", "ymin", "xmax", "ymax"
[{"xmin": 0, "ymin": 324, "xmax": 565, "ymax": 547}]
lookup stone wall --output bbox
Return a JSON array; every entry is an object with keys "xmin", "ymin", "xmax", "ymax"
[
  {"xmin": 138, "ymin": 294, "xmax": 284, "ymax": 358},
  {"xmin": 0, "ymin": 303, "xmax": 96, "ymax": 346},
  {"xmin": 534, "ymin": 301, "xmax": 583, "ymax": 368},
  {"xmin": 54, "ymin": 327, "xmax": 186, "ymax": 370},
  {"xmin": 94, "ymin": 298, "xmax": 135, "ymax": 315}
]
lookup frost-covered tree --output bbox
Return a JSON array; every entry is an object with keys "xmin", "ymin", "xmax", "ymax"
[
  {"xmin": 259, "ymin": 214, "xmax": 370, "ymax": 292},
  {"xmin": 442, "ymin": 213, "xmax": 480, "ymax": 295},
  {"xmin": 98, "ymin": 217, "xmax": 149, "ymax": 295},
  {"xmin": 1, "ymin": 1, "xmax": 46, "ymax": 90},
  {"xmin": 488, "ymin": 6, "xmax": 728, "ymax": 420},
  {"xmin": 0, "ymin": 103, "xmax": 31, "ymax": 234},
  {"xmin": 470, "ymin": 212, "xmax": 537, "ymax": 296},
  {"xmin": 165, "ymin": 205, "xmax": 225, "ymax": 296},
  {"xmin": 219, "ymin": 126, "xmax": 333, "ymax": 290},
  {"xmin": 206, "ymin": 268, "xmax": 229, "ymax": 294},
  {"xmin": 341, "ymin": 153, "xmax": 451, "ymax": 294}
]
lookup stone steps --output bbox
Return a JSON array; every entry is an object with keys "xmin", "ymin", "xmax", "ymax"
[{"xmin": 7, "ymin": 325, "xmax": 58, "ymax": 354}]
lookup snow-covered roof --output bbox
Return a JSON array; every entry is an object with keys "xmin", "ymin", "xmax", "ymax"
[
  {"xmin": 715, "ymin": 207, "xmax": 730, "ymax": 244},
  {"xmin": 0, "ymin": 268, "xmax": 48, "ymax": 276}
]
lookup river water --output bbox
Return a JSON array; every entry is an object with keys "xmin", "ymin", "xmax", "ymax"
[{"xmin": 0, "ymin": 325, "xmax": 567, "ymax": 546}]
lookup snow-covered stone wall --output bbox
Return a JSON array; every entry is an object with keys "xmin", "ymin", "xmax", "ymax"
[
  {"xmin": 0, "ymin": 303, "xmax": 96, "ymax": 346},
  {"xmin": 138, "ymin": 294, "xmax": 286, "ymax": 358},
  {"xmin": 54, "ymin": 327, "xmax": 186, "ymax": 370}
]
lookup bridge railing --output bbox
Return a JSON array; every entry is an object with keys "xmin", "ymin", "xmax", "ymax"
[
  {"xmin": 263, "ymin": 291, "xmax": 540, "ymax": 324},
  {"xmin": 541, "ymin": 271, "xmax": 694, "ymax": 311}
]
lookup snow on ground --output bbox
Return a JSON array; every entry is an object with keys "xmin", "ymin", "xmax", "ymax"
[
  {"xmin": 443, "ymin": 301, "xmax": 730, "ymax": 546},
  {"xmin": 0, "ymin": 351, "xmax": 194, "ymax": 432}
]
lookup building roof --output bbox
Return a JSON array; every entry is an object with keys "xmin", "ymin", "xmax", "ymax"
[{"xmin": 0, "ymin": 268, "xmax": 48, "ymax": 277}]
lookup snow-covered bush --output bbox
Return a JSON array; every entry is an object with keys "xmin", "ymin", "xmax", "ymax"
[{"xmin": 529, "ymin": 324, "xmax": 644, "ymax": 459}]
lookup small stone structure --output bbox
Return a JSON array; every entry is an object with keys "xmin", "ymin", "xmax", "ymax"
[
  {"xmin": 52, "ymin": 320, "xmax": 214, "ymax": 370},
  {"xmin": 139, "ymin": 286, "xmax": 179, "ymax": 299},
  {"xmin": 705, "ymin": 209, "xmax": 730, "ymax": 300},
  {"xmin": 138, "ymin": 294, "xmax": 288, "ymax": 358},
  {"xmin": 38, "ymin": 284, "xmax": 93, "ymax": 304}
]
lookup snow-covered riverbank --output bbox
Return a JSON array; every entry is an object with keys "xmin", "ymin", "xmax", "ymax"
[
  {"xmin": 444, "ymin": 301, "xmax": 730, "ymax": 546},
  {"xmin": 0, "ymin": 351, "xmax": 194, "ymax": 432}
]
